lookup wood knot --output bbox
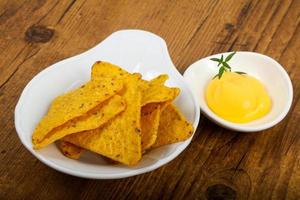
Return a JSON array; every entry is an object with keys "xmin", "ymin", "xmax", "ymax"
[
  {"xmin": 224, "ymin": 23, "xmax": 235, "ymax": 31},
  {"xmin": 205, "ymin": 184, "xmax": 236, "ymax": 200},
  {"xmin": 25, "ymin": 25, "xmax": 54, "ymax": 43}
]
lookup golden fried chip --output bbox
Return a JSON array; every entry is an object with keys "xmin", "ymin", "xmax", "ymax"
[
  {"xmin": 64, "ymin": 75, "xmax": 142, "ymax": 165},
  {"xmin": 58, "ymin": 140, "xmax": 83, "ymax": 159},
  {"xmin": 150, "ymin": 74, "xmax": 168, "ymax": 85},
  {"xmin": 141, "ymin": 104, "xmax": 161, "ymax": 151},
  {"xmin": 91, "ymin": 61, "xmax": 130, "ymax": 80},
  {"xmin": 160, "ymin": 101, "xmax": 171, "ymax": 111},
  {"xmin": 34, "ymin": 95, "xmax": 126, "ymax": 149},
  {"xmin": 32, "ymin": 79, "xmax": 123, "ymax": 146},
  {"xmin": 153, "ymin": 104, "xmax": 193, "ymax": 148},
  {"xmin": 91, "ymin": 62, "xmax": 178, "ymax": 106},
  {"xmin": 139, "ymin": 74, "xmax": 167, "ymax": 92},
  {"xmin": 142, "ymin": 76, "xmax": 180, "ymax": 106}
]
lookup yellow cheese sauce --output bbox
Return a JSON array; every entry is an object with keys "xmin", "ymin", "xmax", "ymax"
[{"xmin": 205, "ymin": 72, "xmax": 271, "ymax": 123}]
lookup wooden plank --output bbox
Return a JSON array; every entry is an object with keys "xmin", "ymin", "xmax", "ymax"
[{"xmin": 0, "ymin": 0, "xmax": 299, "ymax": 199}]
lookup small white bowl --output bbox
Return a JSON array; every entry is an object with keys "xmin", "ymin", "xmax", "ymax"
[
  {"xmin": 15, "ymin": 30, "xmax": 200, "ymax": 179},
  {"xmin": 183, "ymin": 51, "xmax": 293, "ymax": 132}
]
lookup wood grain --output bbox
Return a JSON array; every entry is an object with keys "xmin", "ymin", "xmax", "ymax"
[{"xmin": 0, "ymin": 0, "xmax": 299, "ymax": 199}]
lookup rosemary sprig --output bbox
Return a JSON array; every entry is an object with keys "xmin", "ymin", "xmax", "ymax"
[{"xmin": 210, "ymin": 52, "xmax": 246, "ymax": 79}]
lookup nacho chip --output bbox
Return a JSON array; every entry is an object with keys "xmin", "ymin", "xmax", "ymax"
[
  {"xmin": 58, "ymin": 140, "xmax": 83, "ymax": 159},
  {"xmin": 141, "ymin": 103, "xmax": 161, "ymax": 151},
  {"xmin": 139, "ymin": 74, "xmax": 168, "ymax": 92},
  {"xmin": 152, "ymin": 104, "xmax": 193, "ymax": 148},
  {"xmin": 150, "ymin": 74, "xmax": 168, "ymax": 85},
  {"xmin": 91, "ymin": 61, "xmax": 130, "ymax": 81},
  {"xmin": 34, "ymin": 95, "xmax": 126, "ymax": 149},
  {"xmin": 91, "ymin": 61, "xmax": 178, "ymax": 106},
  {"xmin": 64, "ymin": 74, "xmax": 142, "ymax": 165},
  {"xmin": 32, "ymin": 78, "xmax": 123, "ymax": 145},
  {"xmin": 91, "ymin": 62, "xmax": 178, "ymax": 105},
  {"xmin": 160, "ymin": 101, "xmax": 172, "ymax": 111},
  {"xmin": 142, "ymin": 76, "xmax": 180, "ymax": 106}
]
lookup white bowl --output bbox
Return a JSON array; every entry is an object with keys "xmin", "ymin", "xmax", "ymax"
[
  {"xmin": 15, "ymin": 30, "xmax": 200, "ymax": 179},
  {"xmin": 183, "ymin": 51, "xmax": 293, "ymax": 132}
]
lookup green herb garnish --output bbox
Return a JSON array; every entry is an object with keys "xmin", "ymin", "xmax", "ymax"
[
  {"xmin": 210, "ymin": 52, "xmax": 246, "ymax": 79},
  {"xmin": 235, "ymin": 71, "xmax": 247, "ymax": 75}
]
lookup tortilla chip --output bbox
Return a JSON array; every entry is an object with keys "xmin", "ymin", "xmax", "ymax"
[
  {"xmin": 152, "ymin": 104, "xmax": 193, "ymax": 148},
  {"xmin": 58, "ymin": 140, "xmax": 83, "ymax": 159},
  {"xmin": 91, "ymin": 61, "xmax": 178, "ymax": 106},
  {"xmin": 32, "ymin": 78, "xmax": 123, "ymax": 145},
  {"xmin": 64, "ymin": 74, "xmax": 142, "ymax": 165},
  {"xmin": 91, "ymin": 61, "xmax": 130, "ymax": 80},
  {"xmin": 160, "ymin": 101, "xmax": 172, "ymax": 111},
  {"xmin": 34, "ymin": 95, "xmax": 126, "ymax": 149},
  {"xmin": 141, "ymin": 103, "xmax": 161, "ymax": 151},
  {"xmin": 142, "ymin": 76, "xmax": 180, "ymax": 106},
  {"xmin": 150, "ymin": 74, "xmax": 168, "ymax": 85}
]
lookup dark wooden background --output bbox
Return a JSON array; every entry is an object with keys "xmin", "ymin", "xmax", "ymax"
[{"xmin": 0, "ymin": 0, "xmax": 299, "ymax": 199}]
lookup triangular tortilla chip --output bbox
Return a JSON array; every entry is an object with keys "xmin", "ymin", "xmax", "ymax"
[
  {"xmin": 149, "ymin": 74, "xmax": 169, "ymax": 85},
  {"xmin": 153, "ymin": 104, "xmax": 193, "ymax": 148},
  {"xmin": 34, "ymin": 95, "xmax": 126, "ymax": 149},
  {"xmin": 64, "ymin": 74, "xmax": 142, "ymax": 165},
  {"xmin": 141, "ymin": 103, "xmax": 161, "ymax": 151},
  {"xmin": 91, "ymin": 61, "xmax": 178, "ymax": 106},
  {"xmin": 140, "ymin": 75, "xmax": 179, "ymax": 151},
  {"xmin": 141, "ymin": 76, "xmax": 180, "ymax": 106},
  {"xmin": 32, "ymin": 78, "xmax": 123, "ymax": 145},
  {"xmin": 91, "ymin": 61, "xmax": 130, "ymax": 81}
]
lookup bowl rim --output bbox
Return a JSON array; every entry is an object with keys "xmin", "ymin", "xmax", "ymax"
[
  {"xmin": 184, "ymin": 51, "xmax": 293, "ymax": 132},
  {"xmin": 14, "ymin": 29, "xmax": 200, "ymax": 179}
]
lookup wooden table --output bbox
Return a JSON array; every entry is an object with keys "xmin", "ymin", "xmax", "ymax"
[{"xmin": 0, "ymin": 0, "xmax": 299, "ymax": 199}]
